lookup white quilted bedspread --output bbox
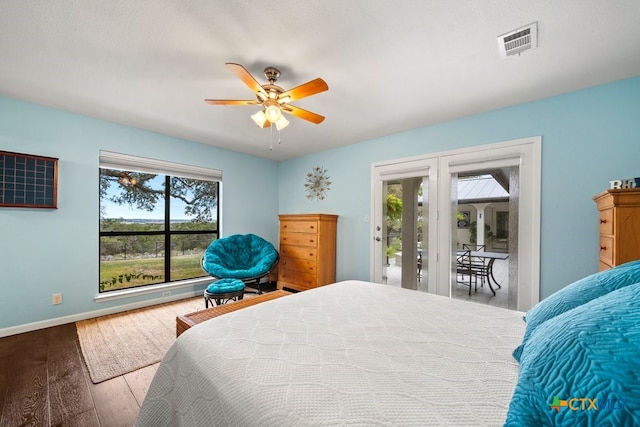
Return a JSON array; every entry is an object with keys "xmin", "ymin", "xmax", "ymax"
[{"xmin": 136, "ymin": 280, "xmax": 525, "ymax": 427}]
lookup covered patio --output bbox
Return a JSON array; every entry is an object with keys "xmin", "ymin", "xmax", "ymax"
[{"xmin": 385, "ymin": 256, "xmax": 510, "ymax": 309}]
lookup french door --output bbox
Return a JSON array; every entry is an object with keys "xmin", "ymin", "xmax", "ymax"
[
  {"xmin": 370, "ymin": 137, "xmax": 541, "ymax": 312},
  {"xmin": 371, "ymin": 157, "xmax": 438, "ymax": 292}
]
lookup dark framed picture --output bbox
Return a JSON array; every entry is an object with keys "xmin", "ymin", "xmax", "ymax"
[
  {"xmin": 457, "ymin": 210, "xmax": 470, "ymax": 228},
  {"xmin": 0, "ymin": 151, "xmax": 58, "ymax": 209}
]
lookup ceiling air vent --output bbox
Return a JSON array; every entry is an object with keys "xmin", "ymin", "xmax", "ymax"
[{"xmin": 498, "ymin": 21, "xmax": 537, "ymax": 58}]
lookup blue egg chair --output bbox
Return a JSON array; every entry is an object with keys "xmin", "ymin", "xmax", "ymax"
[{"xmin": 201, "ymin": 234, "xmax": 279, "ymax": 294}]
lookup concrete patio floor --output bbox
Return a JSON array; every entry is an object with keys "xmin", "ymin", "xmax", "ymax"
[{"xmin": 384, "ymin": 258, "xmax": 510, "ymax": 310}]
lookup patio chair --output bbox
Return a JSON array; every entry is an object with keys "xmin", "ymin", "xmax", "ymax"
[
  {"xmin": 462, "ymin": 244, "xmax": 492, "ymax": 289},
  {"xmin": 456, "ymin": 249, "xmax": 477, "ymax": 295},
  {"xmin": 201, "ymin": 234, "xmax": 279, "ymax": 295}
]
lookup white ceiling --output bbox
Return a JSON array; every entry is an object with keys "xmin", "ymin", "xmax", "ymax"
[{"xmin": 1, "ymin": 1, "xmax": 639, "ymax": 161}]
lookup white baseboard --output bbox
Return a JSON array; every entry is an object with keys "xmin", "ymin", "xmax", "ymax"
[{"xmin": 0, "ymin": 290, "xmax": 203, "ymax": 338}]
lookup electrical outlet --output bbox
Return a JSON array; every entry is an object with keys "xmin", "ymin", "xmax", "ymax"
[
  {"xmin": 162, "ymin": 291, "xmax": 171, "ymax": 297},
  {"xmin": 52, "ymin": 293, "xmax": 62, "ymax": 305}
]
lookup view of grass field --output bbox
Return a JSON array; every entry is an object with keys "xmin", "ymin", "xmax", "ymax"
[{"xmin": 100, "ymin": 253, "xmax": 208, "ymax": 291}]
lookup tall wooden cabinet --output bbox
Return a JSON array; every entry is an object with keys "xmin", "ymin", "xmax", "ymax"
[
  {"xmin": 278, "ymin": 213, "xmax": 338, "ymax": 291},
  {"xmin": 593, "ymin": 188, "xmax": 640, "ymax": 271}
]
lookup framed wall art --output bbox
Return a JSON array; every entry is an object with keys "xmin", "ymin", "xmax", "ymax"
[
  {"xmin": 304, "ymin": 166, "xmax": 331, "ymax": 201},
  {"xmin": 0, "ymin": 151, "xmax": 58, "ymax": 208}
]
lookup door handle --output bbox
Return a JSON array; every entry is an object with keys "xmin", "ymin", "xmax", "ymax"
[{"xmin": 375, "ymin": 236, "xmax": 381, "ymax": 242}]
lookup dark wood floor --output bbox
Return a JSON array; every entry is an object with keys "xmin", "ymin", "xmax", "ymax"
[{"xmin": 0, "ymin": 322, "xmax": 155, "ymax": 427}]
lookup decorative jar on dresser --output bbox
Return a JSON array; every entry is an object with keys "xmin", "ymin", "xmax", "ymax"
[
  {"xmin": 278, "ymin": 213, "xmax": 338, "ymax": 291},
  {"xmin": 593, "ymin": 188, "xmax": 640, "ymax": 271}
]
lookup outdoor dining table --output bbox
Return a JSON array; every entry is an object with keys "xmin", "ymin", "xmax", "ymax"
[{"xmin": 456, "ymin": 250, "xmax": 509, "ymax": 295}]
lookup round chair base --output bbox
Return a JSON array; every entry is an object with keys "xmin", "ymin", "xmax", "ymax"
[{"xmin": 204, "ymin": 289, "xmax": 244, "ymax": 308}]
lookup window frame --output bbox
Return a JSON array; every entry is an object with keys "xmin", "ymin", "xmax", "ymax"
[{"xmin": 98, "ymin": 151, "xmax": 221, "ymax": 295}]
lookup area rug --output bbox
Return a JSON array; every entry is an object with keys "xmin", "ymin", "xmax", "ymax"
[{"xmin": 76, "ymin": 296, "xmax": 206, "ymax": 384}]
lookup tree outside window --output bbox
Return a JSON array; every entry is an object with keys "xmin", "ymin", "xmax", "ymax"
[{"xmin": 99, "ymin": 168, "xmax": 219, "ymax": 292}]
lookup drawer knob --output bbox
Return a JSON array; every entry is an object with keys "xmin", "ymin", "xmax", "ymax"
[
  {"xmin": 600, "ymin": 246, "xmax": 607, "ymax": 251},
  {"xmin": 600, "ymin": 219, "xmax": 607, "ymax": 224}
]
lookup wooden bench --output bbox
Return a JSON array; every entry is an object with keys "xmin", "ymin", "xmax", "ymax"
[{"xmin": 176, "ymin": 289, "xmax": 292, "ymax": 337}]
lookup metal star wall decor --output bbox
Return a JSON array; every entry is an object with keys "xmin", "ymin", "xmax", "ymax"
[{"xmin": 304, "ymin": 166, "xmax": 331, "ymax": 201}]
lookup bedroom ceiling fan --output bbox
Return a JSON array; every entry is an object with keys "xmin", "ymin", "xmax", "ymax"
[{"xmin": 205, "ymin": 63, "xmax": 328, "ymax": 131}]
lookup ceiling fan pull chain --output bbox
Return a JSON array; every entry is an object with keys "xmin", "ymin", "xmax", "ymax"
[
  {"xmin": 278, "ymin": 129, "xmax": 282, "ymax": 145},
  {"xmin": 269, "ymin": 124, "xmax": 273, "ymax": 151}
]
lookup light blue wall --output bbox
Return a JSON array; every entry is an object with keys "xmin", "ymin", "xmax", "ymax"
[
  {"xmin": 2, "ymin": 76, "xmax": 639, "ymax": 333},
  {"xmin": 279, "ymin": 76, "xmax": 640, "ymax": 300},
  {"xmin": 0, "ymin": 96, "xmax": 279, "ymax": 330}
]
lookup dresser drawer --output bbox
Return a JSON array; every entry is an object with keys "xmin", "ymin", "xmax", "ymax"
[
  {"xmin": 280, "ymin": 220, "xmax": 319, "ymax": 234},
  {"xmin": 599, "ymin": 235, "xmax": 614, "ymax": 266},
  {"xmin": 598, "ymin": 208, "xmax": 614, "ymax": 235},
  {"xmin": 279, "ymin": 256, "xmax": 317, "ymax": 274},
  {"xmin": 280, "ymin": 232, "xmax": 317, "ymax": 247},
  {"xmin": 278, "ymin": 268, "xmax": 317, "ymax": 288},
  {"xmin": 280, "ymin": 245, "xmax": 317, "ymax": 261}
]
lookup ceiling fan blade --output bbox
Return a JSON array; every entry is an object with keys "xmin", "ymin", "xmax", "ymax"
[
  {"xmin": 225, "ymin": 63, "xmax": 267, "ymax": 97},
  {"xmin": 204, "ymin": 99, "xmax": 258, "ymax": 106},
  {"xmin": 282, "ymin": 105, "xmax": 325, "ymax": 124},
  {"xmin": 280, "ymin": 78, "xmax": 328, "ymax": 102}
]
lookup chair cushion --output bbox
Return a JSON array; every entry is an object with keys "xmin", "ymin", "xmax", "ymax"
[
  {"xmin": 512, "ymin": 259, "xmax": 640, "ymax": 362},
  {"xmin": 202, "ymin": 234, "xmax": 278, "ymax": 279},
  {"xmin": 205, "ymin": 278, "xmax": 245, "ymax": 294}
]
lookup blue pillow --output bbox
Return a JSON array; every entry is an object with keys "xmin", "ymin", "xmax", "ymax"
[
  {"xmin": 504, "ymin": 282, "xmax": 640, "ymax": 426},
  {"xmin": 513, "ymin": 260, "xmax": 640, "ymax": 362}
]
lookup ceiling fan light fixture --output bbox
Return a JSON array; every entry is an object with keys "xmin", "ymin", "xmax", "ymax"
[
  {"xmin": 251, "ymin": 110, "xmax": 268, "ymax": 127},
  {"xmin": 275, "ymin": 116, "xmax": 289, "ymax": 131},
  {"xmin": 206, "ymin": 63, "xmax": 329, "ymax": 132},
  {"xmin": 265, "ymin": 104, "xmax": 282, "ymax": 123}
]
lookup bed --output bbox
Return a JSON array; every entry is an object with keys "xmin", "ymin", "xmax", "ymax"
[
  {"xmin": 137, "ymin": 280, "xmax": 525, "ymax": 426},
  {"xmin": 137, "ymin": 266, "xmax": 640, "ymax": 426}
]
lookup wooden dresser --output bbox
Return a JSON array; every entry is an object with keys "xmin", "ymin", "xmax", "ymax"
[
  {"xmin": 593, "ymin": 188, "xmax": 640, "ymax": 271},
  {"xmin": 278, "ymin": 213, "xmax": 338, "ymax": 291}
]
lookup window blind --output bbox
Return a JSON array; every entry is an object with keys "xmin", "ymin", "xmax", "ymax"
[{"xmin": 99, "ymin": 151, "xmax": 222, "ymax": 181}]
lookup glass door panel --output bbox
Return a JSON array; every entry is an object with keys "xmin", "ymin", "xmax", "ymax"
[{"xmin": 372, "ymin": 158, "xmax": 436, "ymax": 293}]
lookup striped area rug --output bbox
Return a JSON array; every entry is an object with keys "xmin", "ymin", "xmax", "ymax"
[{"xmin": 76, "ymin": 297, "xmax": 205, "ymax": 383}]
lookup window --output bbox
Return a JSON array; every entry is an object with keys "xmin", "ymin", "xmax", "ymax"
[
  {"xmin": 98, "ymin": 152, "xmax": 221, "ymax": 292},
  {"xmin": 496, "ymin": 211, "xmax": 509, "ymax": 240}
]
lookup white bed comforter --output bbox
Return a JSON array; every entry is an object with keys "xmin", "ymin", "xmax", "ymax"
[{"xmin": 136, "ymin": 280, "xmax": 525, "ymax": 427}]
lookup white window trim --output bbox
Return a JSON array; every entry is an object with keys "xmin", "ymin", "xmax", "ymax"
[
  {"xmin": 99, "ymin": 150, "xmax": 222, "ymax": 181},
  {"xmin": 98, "ymin": 150, "xmax": 222, "ymax": 300},
  {"xmin": 94, "ymin": 277, "xmax": 213, "ymax": 303}
]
